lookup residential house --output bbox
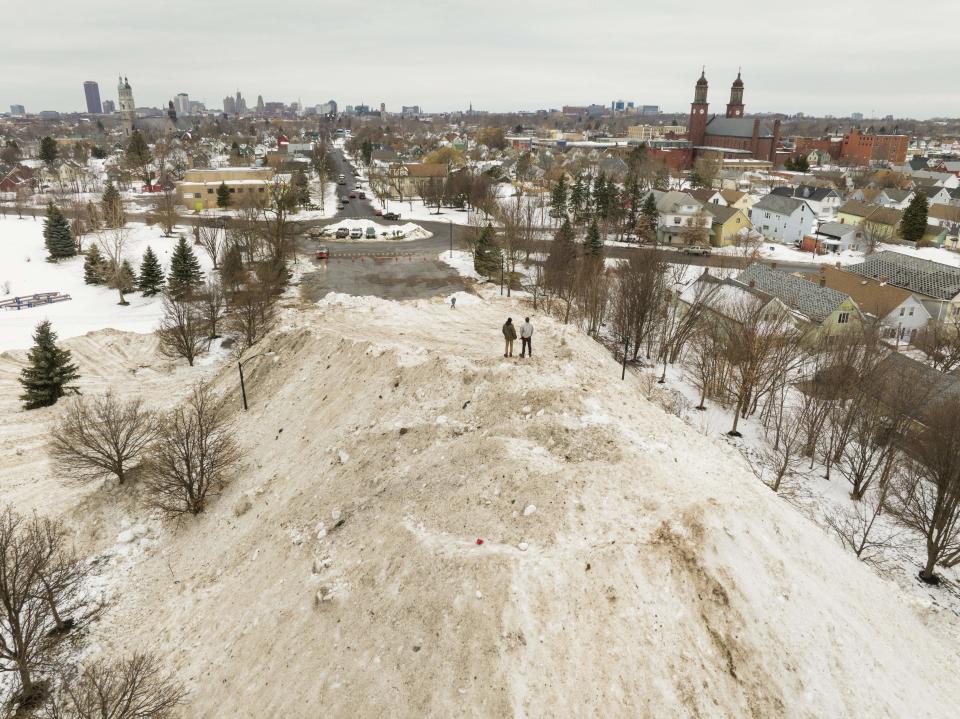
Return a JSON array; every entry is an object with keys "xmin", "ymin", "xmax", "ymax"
[
  {"xmin": 737, "ymin": 262, "xmax": 864, "ymax": 338},
  {"xmin": 770, "ymin": 184, "xmax": 842, "ymax": 217},
  {"xmin": 802, "ymin": 265, "xmax": 931, "ymax": 341},
  {"xmin": 720, "ymin": 189, "xmax": 755, "ymax": 212},
  {"xmin": 874, "ymin": 188, "xmax": 914, "ymax": 210},
  {"xmin": 750, "ymin": 194, "xmax": 815, "ymax": 244},
  {"xmin": 927, "ymin": 203, "xmax": 960, "ymax": 234},
  {"xmin": 654, "ymin": 191, "xmax": 707, "ymax": 245},
  {"xmin": 804, "ymin": 221, "xmax": 865, "ymax": 253},
  {"xmin": 0, "ymin": 165, "xmax": 35, "ymax": 195},
  {"xmin": 913, "ymin": 184, "xmax": 953, "ymax": 206},
  {"xmin": 385, "ymin": 163, "xmax": 449, "ymax": 199},
  {"xmin": 909, "ymin": 169, "xmax": 959, "ymax": 189},
  {"xmin": 705, "ymin": 204, "xmax": 751, "ymax": 247},
  {"xmin": 846, "ymin": 250, "xmax": 960, "ymax": 322},
  {"xmin": 689, "ymin": 188, "xmax": 726, "ymax": 206},
  {"xmin": 849, "ymin": 187, "xmax": 881, "ymax": 204}
]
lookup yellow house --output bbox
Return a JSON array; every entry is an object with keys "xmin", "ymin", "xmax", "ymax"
[
  {"xmin": 176, "ymin": 167, "xmax": 275, "ymax": 210},
  {"xmin": 706, "ymin": 205, "xmax": 752, "ymax": 247},
  {"xmin": 836, "ymin": 199, "xmax": 875, "ymax": 226}
]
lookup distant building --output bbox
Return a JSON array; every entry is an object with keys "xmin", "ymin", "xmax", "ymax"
[
  {"xmin": 177, "ymin": 167, "xmax": 276, "ymax": 210},
  {"xmin": 257, "ymin": 95, "xmax": 265, "ymax": 114},
  {"xmin": 174, "ymin": 93, "xmax": 190, "ymax": 116},
  {"xmin": 628, "ymin": 124, "xmax": 686, "ymax": 141},
  {"xmin": 38, "ymin": 110, "xmax": 61, "ymax": 119},
  {"xmin": 401, "ymin": 105, "xmax": 420, "ymax": 117},
  {"xmin": 223, "ymin": 95, "xmax": 237, "ymax": 115},
  {"xmin": 318, "ymin": 100, "xmax": 337, "ymax": 116},
  {"xmin": 117, "ymin": 75, "xmax": 136, "ymax": 134},
  {"xmin": 840, "ymin": 128, "xmax": 909, "ymax": 164},
  {"xmin": 612, "ymin": 99, "xmax": 626, "ymax": 112},
  {"xmin": 9, "ymin": 104, "xmax": 25, "ymax": 116},
  {"xmin": 83, "ymin": 81, "xmax": 102, "ymax": 114},
  {"xmin": 235, "ymin": 91, "xmax": 247, "ymax": 114},
  {"xmin": 640, "ymin": 105, "xmax": 660, "ymax": 115},
  {"xmin": 102, "ymin": 99, "xmax": 115, "ymax": 114},
  {"xmin": 264, "ymin": 102, "xmax": 284, "ymax": 115},
  {"xmin": 851, "ymin": 112, "xmax": 864, "ymax": 121}
]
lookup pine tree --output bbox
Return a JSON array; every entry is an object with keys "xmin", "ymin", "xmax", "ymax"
[
  {"xmin": 101, "ymin": 181, "xmax": 124, "ymax": 227},
  {"xmin": 167, "ymin": 236, "xmax": 204, "ymax": 297},
  {"xmin": 216, "ymin": 182, "xmax": 232, "ymax": 209},
  {"xmin": 586, "ymin": 219, "xmax": 604, "ymax": 257},
  {"xmin": 136, "ymin": 246, "xmax": 165, "ymax": 296},
  {"xmin": 570, "ymin": 174, "xmax": 585, "ymax": 222},
  {"xmin": 43, "ymin": 204, "xmax": 75, "ymax": 260},
  {"xmin": 83, "ymin": 245, "xmax": 107, "ymax": 284},
  {"xmin": 39, "ymin": 136, "xmax": 58, "ymax": 166},
  {"xmin": 550, "ymin": 176, "xmax": 568, "ymax": 220},
  {"xmin": 221, "ymin": 243, "xmax": 245, "ymax": 291},
  {"xmin": 18, "ymin": 321, "xmax": 80, "ymax": 410},
  {"xmin": 899, "ymin": 192, "xmax": 928, "ymax": 243},
  {"xmin": 592, "ymin": 173, "xmax": 607, "ymax": 219},
  {"xmin": 117, "ymin": 260, "xmax": 136, "ymax": 295},
  {"xmin": 292, "ymin": 169, "xmax": 310, "ymax": 207},
  {"xmin": 626, "ymin": 176, "xmax": 640, "ymax": 229},
  {"xmin": 124, "ymin": 129, "xmax": 153, "ymax": 186},
  {"xmin": 473, "ymin": 224, "xmax": 501, "ymax": 277}
]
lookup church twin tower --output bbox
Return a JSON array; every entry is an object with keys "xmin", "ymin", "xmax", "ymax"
[{"xmin": 688, "ymin": 69, "xmax": 746, "ymax": 148}]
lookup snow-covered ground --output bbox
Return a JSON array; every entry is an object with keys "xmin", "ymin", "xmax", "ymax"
[
  {"xmin": 0, "ymin": 217, "xmax": 214, "ymax": 351},
  {"xmin": 439, "ymin": 250, "xmax": 482, "ymax": 279},
  {"xmin": 375, "ymin": 198, "xmax": 481, "ymax": 226},
  {"xmin": 715, "ymin": 240, "xmax": 960, "ymax": 268}
]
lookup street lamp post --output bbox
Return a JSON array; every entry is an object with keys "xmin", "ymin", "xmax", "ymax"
[
  {"xmin": 238, "ymin": 350, "xmax": 275, "ymax": 411},
  {"xmin": 449, "ymin": 219, "xmax": 453, "ymax": 258}
]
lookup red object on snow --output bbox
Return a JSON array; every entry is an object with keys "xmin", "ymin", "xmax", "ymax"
[{"xmin": 475, "ymin": 538, "xmax": 484, "ymax": 545}]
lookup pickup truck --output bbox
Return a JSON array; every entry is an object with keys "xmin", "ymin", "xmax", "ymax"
[{"xmin": 682, "ymin": 245, "xmax": 712, "ymax": 257}]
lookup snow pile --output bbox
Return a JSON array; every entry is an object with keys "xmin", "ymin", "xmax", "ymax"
[
  {"xmin": 323, "ymin": 218, "xmax": 432, "ymax": 241},
  {"xmin": 8, "ymin": 293, "xmax": 949, "ymax": 716},
  {"xmin": 439, "ymin": 250, "xmax": 482, "ymax": 280},
  {"xmin": 0, "ymin": 217, "xmax": 214, "ymax": 351}
]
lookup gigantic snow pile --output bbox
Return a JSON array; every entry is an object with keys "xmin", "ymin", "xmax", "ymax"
[
  {"xmin": 1, "ymin": 294, "xmax": 959, "ymax": 716},
  {"xmin": 323, "ymin": 218, "xmax": 432, "ymax": 241}
]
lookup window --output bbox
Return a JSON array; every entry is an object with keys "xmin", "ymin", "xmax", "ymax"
[
  {"xmin": 837, "ymin": 312, "xmax": 850, "ymax": 324},
  {"xmin": 764, "ymin": 212, "xmax": 771, "ymax": 219},
  {"xmin": 207, "ymin": 188, "xmax": 214, "ymax": 194},
  {"xmin": 258, "ymin": 188, "xmax": 265, "ymax": 193},
  {"xmin": 229, "ymin": 187, "xmax": 236, "ymax": 193},
  {"xmin": 909, "ymin": 307, "xmax": 914, "ymax": 316},
  {"xmin": 193, "ymin": 192, "xmax": 201, "ymax": 198},
  {"xmin": 673, "ymin": 217, "xmax": 681, "ymax": 225},
  {"xmin": 899, "ymin": 307, "xmax": 905, "ymax": 316}
]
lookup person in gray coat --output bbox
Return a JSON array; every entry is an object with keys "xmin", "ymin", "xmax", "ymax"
[
  {"xmin": 502, "ymin": 317, "xmax": 517, "ymax": 357},
  {"xmin": 519, "ymin": 317, "xmax": 533, "ymax": 357}
]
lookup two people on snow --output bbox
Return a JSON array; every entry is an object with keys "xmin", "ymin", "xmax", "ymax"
[{"xmin": 502, "ymin": 317, "xmax": 533, "ymax": 358}]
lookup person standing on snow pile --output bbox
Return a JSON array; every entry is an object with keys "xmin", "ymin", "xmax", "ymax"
[
  {"xmin": 502, "ymin": 317, "xmax": 517, "ymax": 358},
  {"xmin": 450, "ymin": 296, "xmax": 457, "ymax": 309},
  {"xmin": 519, "ymin": 317, "xmax": 533, "ymax": 358}
]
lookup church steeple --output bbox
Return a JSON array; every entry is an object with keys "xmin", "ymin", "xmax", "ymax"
[
  {"xmin": 689, "ymin": 67, "xmax": 709, "ymax": 147},
  {"xmin": 726, "ymin": 69, "xmax": 745, "ymax": 118}
]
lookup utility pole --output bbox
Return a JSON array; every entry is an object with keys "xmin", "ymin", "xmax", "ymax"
[
  {"xmin": 237, "ymin": 350, "xmax": 275, "ymax": 411},
  {"xmin": 621, "ymin": 336, "xmax": 629, "ymax": 380},
  {"xmin": 500, "ymin": 256, "xmax": 504, "ymax": 296},
  {"xmin": 449, "ymin": 220, "xmax": 453, "ymax": 258}
]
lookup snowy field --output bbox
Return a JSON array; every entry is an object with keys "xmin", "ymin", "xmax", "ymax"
[
  {"xmin": 0, "ymin": 217, "xmax": 214, "ymax": 351},
  {"xmin": 713, "ymin": 240, "xmax": 960, "ymax": 268}
]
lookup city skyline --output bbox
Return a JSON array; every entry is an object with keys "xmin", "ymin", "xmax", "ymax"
[{"xmin": 2, "ymin": 0, "xmax": 957, "ymax": 118}]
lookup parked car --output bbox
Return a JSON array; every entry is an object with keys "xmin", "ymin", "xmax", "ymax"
[
  {"xmin": 340, "ymin": 196, "xmax": 349, "ymax": 203},
  {"xmin": 383, "ymin": 212, "xmax": 401, "ymax": 220},
  {"xmin": 335, "ymin": 227, "xmax": 350, "ymax": 239},
  {"xmin": 337, "ymin": 174, "xmax": 346, "ymax": 185},
  {"xmin": 315, "ymin": 245, "xmax": 329, "ymax": 260},
  {"xmin": 349, "ymin": 191, "xmax": 357, "ymax": 199},
  {"xmin": 682, "ymin": 245, "xmax": 712, "ymax": 256},
  {"xmin": 374, "ymin": 209, "xmax": 383, "ymax": 216},
  {"xmin": 365, "ymin": 226, "xmax": 376, "ymax": 239},
  {"xmin": 357, "ymin": 191, "xmax": 366, "ymax": 200},
  {"xmin": 350, "ymin": 228, "xmax": 363, "ymax": 239}
]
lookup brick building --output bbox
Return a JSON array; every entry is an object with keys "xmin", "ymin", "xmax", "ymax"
[
  {"xmin": 686, "ymin": 70, "xmax": 781, "ymax": 167},
  {"xmin": 840, "ymin": 129, "xmax": 909, "ymax": 164}
]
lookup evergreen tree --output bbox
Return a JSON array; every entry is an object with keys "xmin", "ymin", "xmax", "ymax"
[
  {"xmin": 117, "ymin": 260, "xmax": 136, "ymax": 296},
  {"xmin": 545, "ymin": 219, "xmax": 579, "ymax": 305},
  {"xmin": 570, "ymin": 174, "xmax": 585, "ymax": 222},
  {"xmin": 39, "ymin": 136, "xmax": 58, "ymax": 166},
  {"xmin": 83, "ymin": 245, "xmax": 107, "ymax": 285},
  {"xmin": 216, "ymin": 181, "xmax": 232, "ymax": 209},
  {"xmin": 900, "ymin": 192, "xmax": 928, "ymax": 243},
  {"xmin": 136, "ymin": 246, "xmax": 165, "ymax": 296},
  {"xmin": 641, "ymin": 193, "xmax": 658, "ymax": 225},
  {"xmin": 473, "ymin": 224, "xmax": 501, "ymax": 277},
  {"xmin": 625, "ymin": 176, "xmax": 640, "ymax": 229},
  {"xmin": 18, "ymin": 321, "xmax": 80, "ymax": 410},
  {"xmin": 101, "ymin": 181, "xmax": 124, "ymax": 227},
  {"xmin": 586, "ymin": 219, "xmax": 604, "ymax": 257},
  {"xmin": 167, "ymin": 236, "xmax": 204, "ymax": 297},
  {"xmin": 292, "ymin": 169, "xmax": 311, "ymax": 207},
  {"xmin": 221, "ymin": 243, "xmax": 246, "ymax": 291},
  {"xmin": 550, "ymin": 175, "xmax": 568, "ymax": 220},
  {"xmin": 43, "ymin": 204, "xmax": 75, "ymax": 260},
  {"xmin": 124, "ymin": 129, "xmax": 153, "ymax": 186}
]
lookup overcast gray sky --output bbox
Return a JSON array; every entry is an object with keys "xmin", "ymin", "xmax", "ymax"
[{"xmin": 4, "ymin": 0, "xmax": 956, "ymax": 118}]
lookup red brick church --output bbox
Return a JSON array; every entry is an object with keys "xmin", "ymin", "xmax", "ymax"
[{"xmin": 687, "ymin": 69, "xmax": 781, "ymax": 164}]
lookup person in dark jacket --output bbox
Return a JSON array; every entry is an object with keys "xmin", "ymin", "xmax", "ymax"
[{"xmin": 502, "ymin": 317, "xmax": 517, "ymax": 357}]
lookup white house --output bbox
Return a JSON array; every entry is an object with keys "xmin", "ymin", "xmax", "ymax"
[
  {"xmin": 811, "ymin": 221, "xmax": 864, "ymax": 253},
  {"xmin": 652, "ymin": 190, "xmax": 706, "ymax": 245},
  {"xmin": 770, "ymin": 185, "xmax": 842, "ymax": 217},
  {"xmin": 874, "ymin": 188, "xmax": 914, "ymax": 210},
  {"xmin": 750, "ymin": 194, "xmax": 815, "ymax": 244}
]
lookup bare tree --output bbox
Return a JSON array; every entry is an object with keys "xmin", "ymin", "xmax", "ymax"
[
  {"xmin": 144, "ymin": 384, "xmax": 240, "ymax": 516},
  {"xmin": 889, "ymin": 396, "xmax": 960, "ymax": 583},
  {"xmin": 157, "ymin": 291, "xmax": 207, "ymax": 366},
  {"xmin": 610, "ymin": 251, "xmax": 668, "ymax": 363},
  {"xmin": 826, "ymin": 479, "xmax": 904, "ymax": 566},
  {"xmin": 152, "ymin": 189, "xmax": 178, "ymax": 237},
  {"xmin": 225, "ymin": 280, "xmax": 277, "ymax": 353},
  {"xmin": 0, "ymin": 509, "xmax": 94, "ymax": 708},
  {"xmin": 50, "ymin": 394, "xmax": 159, "ymax": 485},
  {"xmin": 912, "ymin": 316, "xmax": 960, "ymax": 373},
  {"xmin": 96, "ymin": 217, "xmax": 132, "ymax": 306},
  {"xmin": 198, "ymin": 279, "xmax": 228, "ymax": 340},
  {"xmin": 750, "ymin": 396, "xmax": 806, "ymax": 492},
  {"xmin": 197, "ymin": 223, "xmax": 224, "ymax": 270},
  {"xmin": 44, "ymin": 653, "xmax": 185, "ymax": 719}
]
